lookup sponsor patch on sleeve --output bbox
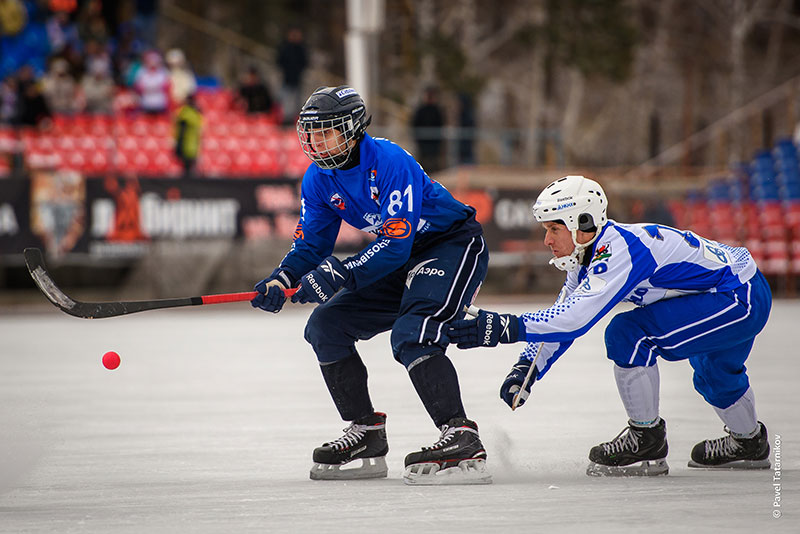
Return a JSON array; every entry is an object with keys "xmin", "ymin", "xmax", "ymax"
[
  {"xmin": 576, "ymin": 274, "xmax": 607, "ymax": 295},
  {"xmin": 380, "ymin": 217, "xmax": 412, "ymax": 239}
]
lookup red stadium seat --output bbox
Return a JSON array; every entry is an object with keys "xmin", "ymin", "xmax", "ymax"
[
  {"xmin": 0, "ymin": 128, "xmax": 18, "ymax": 153},
  {"xmin": 230, "ymin": 151, "xmax": 253, "ymax": 176},
  {"xmin": 141, "ymin": 136, "xmax": 161, "ymax": 153},
  {"xmin": 221, "ymin": 137, "xmax": 243, "ymax": 152},
  {"xmin": 86, "ymin": 149, "xmax": 111, "ymax": 174},
  {"xmin": 118, "ymin": 135, "xmax": 140, "ymax": 151},
  {"xmin": 88, "ymin": 115, "xmax": 113, "ymax": 136},
  {"xmin": 791, "ymin": 240, "xmax": 800, "ymax": 273},
  {"xmin": 198, "ymin": 150, "xmax": 231, "ymax": 177},
  {"xmin": 252, "ymin": 150, "xmax": 281, "ymax": 176},
  {"xmin": 56, "ymin": 135, "xmax": 77, "ymax": 151}
]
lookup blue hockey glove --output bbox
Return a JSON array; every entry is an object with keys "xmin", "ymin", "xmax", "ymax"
[
  {"xmin": 500, "ymin": 356, "xmax": 537, "ymax": 409},
  {"xmin": 251, "ymin": 269, "xmax": 293, "ymax": 313},
  {"xmin": 291, "ymin": 256, "xmax": 350, "ymax": 305},
  {"xmin": 448, "ymin": 310, "xmax": 520, "ymax": 349}
]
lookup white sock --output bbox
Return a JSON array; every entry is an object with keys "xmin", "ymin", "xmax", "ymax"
[
  {"xmin": 714, "ymin": 387, "xmax": 759, "ymax": 437},
  {"xmin": 614, "ymin": 364, "xmax": 660, "ymax": 426}
]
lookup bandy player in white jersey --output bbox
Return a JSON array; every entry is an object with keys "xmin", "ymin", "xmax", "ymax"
[{"xmin": 448, "ymin": 175, "xmax": 772, "ymax": 476}]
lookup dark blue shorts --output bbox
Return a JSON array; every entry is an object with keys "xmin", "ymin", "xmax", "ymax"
[{"xmin": 304, "ymin": 234, "xmax": 488, "ymax": 368}]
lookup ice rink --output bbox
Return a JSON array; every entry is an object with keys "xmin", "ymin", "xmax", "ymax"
[{"xmin": 1, "ymin": 298, "xmax": 797, "ymax": 533}]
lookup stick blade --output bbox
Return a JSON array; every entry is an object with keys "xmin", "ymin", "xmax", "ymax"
[
  {"xmin": 23, "ymin": 247, "xmax": 132, "ymax": 319},
  {"xmin": 24, "ymin": 248, "xmax": 82, "ymax": 316}
]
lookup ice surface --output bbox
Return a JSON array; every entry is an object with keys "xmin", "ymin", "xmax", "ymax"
[{"xmin": 1, "ymin": 299, "xmax": 798, "ymax": 533}]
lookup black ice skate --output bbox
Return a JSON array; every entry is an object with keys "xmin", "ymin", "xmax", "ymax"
[
  {"xmin": 688, "ymin": 421, "xmax": 770, "ymax": 469},
  {"xmin": 309, "ymin": 412, "xmax": 389, "ymax": 480},
  {"xmin": 403, "ymin": 418, "xmax": 492, "ymax": 485},
  {"xmin": 587, "ymin": 418, "xmax": 669, "ymax": 477}
]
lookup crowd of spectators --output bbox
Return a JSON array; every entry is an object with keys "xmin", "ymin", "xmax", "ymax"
[
  {"xmin": 0, "ymin": 1, "xmax": 219, "ymax": 126},
  {"xmin": 0, "ymin": 1, "xmax": 306, "ymax": 132},
  {"xmin": 0, "ymin": 1, "xmax": 314, "ymax": 180}
]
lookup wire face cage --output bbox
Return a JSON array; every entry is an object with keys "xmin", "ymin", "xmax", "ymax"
[{"xmin": 297, "ymin": 115, "xmax": 358, "ymax": 169}]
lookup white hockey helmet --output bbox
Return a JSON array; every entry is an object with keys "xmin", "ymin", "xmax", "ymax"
[{"xmin": 532, "ymin": 175, "xmax": 608, "ymax": 271}]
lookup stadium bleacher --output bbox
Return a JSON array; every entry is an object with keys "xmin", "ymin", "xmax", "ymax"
[
  {"xmin": 669, "ymin": 137, "xmax": 800, "ymax": 276},
  {"xmin": 1, "ymin": 88, "xmax": 307, "ymax": 179}
]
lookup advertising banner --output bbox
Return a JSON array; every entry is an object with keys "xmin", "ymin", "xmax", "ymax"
[
  {"xmin": 1, "ymin": 175, "xmax": 547, "ymax": 260},
  {"xmin": 1, "ymin": 173, "xmax": 304, "ymax": 258}
]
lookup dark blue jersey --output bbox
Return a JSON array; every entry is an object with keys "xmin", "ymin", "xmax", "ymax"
[{"xmin": 279, "ymin": 134, "xmax": 480, "ymax": 289}]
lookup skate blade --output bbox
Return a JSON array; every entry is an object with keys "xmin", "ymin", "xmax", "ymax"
[
  {"xmin": 586, "ymin": 458, "xmax": 669, "ymax": 477},
  {"xmin": 309, "ymin": 456, "xmax": 388, "ymax": 480},
  {"xmin": 687, "ymin": 458, "xmax": 770, "ymax": 470},
  {"xmin": 403, "ymin": 458, "xmax": 492, "ymax": 485}
]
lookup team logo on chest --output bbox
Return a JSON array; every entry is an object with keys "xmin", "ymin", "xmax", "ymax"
[
  {"xmin": 329, "ymin": 192, "xmax": 346, "ymax": 210},
  {"xmin": 591, "ymin": 242, "xmax": 612, "ymax": 263},
  {"xmin": 362, "ymin": 212, "xmax": 383, "ymax": 233}
]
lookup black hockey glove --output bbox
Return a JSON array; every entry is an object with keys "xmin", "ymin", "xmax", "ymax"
[
  {"xmin": 448, "ymin": 310, "xmax": 520, "ymax": 349},
  {"xmin": 292, "ymin": 256, "xmax": 351, "ymax": 305},
  {"xmin": 251, "ymin": 269, "xmax": 293, "ymax": 313},
  {"xmin": 500, "ymin": 356, "xmax": 537, "ymax": 409}
]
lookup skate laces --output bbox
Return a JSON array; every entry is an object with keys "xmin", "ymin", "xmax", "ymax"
[
  {"xmin": 423, "ymin": 423, "xmax": 477, "ymax": 451},
  {"xmin": 603, "ymin": 426, "xmax": 642, "ymax": 455},
  {"xmin": 328, "ymin": 422, "xmax": 369, "ymax": 451},
  {"xmin": 704, "ymin": 429, "xmax": 742, "ymax": 459}
]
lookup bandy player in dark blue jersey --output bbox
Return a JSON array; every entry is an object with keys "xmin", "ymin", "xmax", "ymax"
[{"xmin": 251, "ymin": 86, "xmax": 491, "ymax": 485}]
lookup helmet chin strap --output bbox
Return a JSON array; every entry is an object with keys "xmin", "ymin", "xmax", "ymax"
[{"xmin": 549, "ymin": 229, "xmax": 601, "ymax": 272}]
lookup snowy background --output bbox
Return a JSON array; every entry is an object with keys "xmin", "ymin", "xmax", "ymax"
[{"xmin": 1, "ymin": 299, "xmax": 797, "ymax": 533}]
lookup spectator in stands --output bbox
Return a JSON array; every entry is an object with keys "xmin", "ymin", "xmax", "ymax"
[
  {"xmin": 457, "ymin": 92, "xmax": 476, "ymax": 165},
  {"xmin": 45, "ymin": 10, "xmax": 81, "ymax": 55},
  {"xmin": 0, "ymin": 0, "xmax": 26, "ymax": 37},
  {"xmin": 16, "ymin": 66, "xmax": 51, "ymax": 126},
  {"xmin": 411, "ymin": 86, "xmax": 445, "ymax": 173},
  {"xmin": 237, "ymin": 65, "xmax": 274, "ymax": 115},
  {"xmin": 84, "ymin": 39, "xmax": 112, "ymax": 80},
  {"xmin": 41, "ymin": 58, "xmax": 79, "ymax": 115},
  {"xmin": 134, "ymin": 50, "xmax": 170, "ymax": 115},
  {"xmin": 277, "ymin": 26, "xmax": 308, "ymax": 125},
  {"xmin": 114, "ymin": 22, "xmax": 144, "ymax": 84},
  {"xmin": 77, "ymin": 0, "xmax": 109, "ymax": 46},
  {"xmin": 0, "ymin": 76, "xmax": 18, "ymax": 123},
  {"xmin": 174, "ymin": 93, "xmax": 202, "ymax": 178},
  {"xmin": 81, "ymin": 60, "xmax": 113, "ymax": 114},
  {"xmin": 165, "ymin": 48, "xmax": 196, "ymax": 106},
  {"xmin": 134, "ymin": 0, "xmax": 159, "ymax": 49}
]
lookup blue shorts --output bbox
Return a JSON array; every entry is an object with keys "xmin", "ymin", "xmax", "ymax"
[
  {"xmin": 304, "ymin": 234, "xmax": 488, "ymax": 368},
  {"xmin": 604, "ymin": 270, "xmax": 772, "ymax": 408}
]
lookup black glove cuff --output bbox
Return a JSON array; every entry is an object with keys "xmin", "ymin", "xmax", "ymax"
[{"xmin": 500, "ymin": 314, "xmax": 521, "ymax": 344}]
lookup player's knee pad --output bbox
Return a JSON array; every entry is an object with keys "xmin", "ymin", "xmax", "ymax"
[
  {"xmin": 304, "ymin": 304, "xmax": 356, "ymax": 363},
  {"xmin": 604, "ymin": 312, "xmax": 646, "ymax": 366},
  {"xmin": 391, "ymin": 313, "xmax": 447, "ymax": 367}
]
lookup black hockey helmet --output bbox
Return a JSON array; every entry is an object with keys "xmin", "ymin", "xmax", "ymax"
[{"xmin": 296, "ymin": 85, "xmax": 372, "ymax": 169}]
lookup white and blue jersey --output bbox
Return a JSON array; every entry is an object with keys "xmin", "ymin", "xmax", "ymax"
[
  {"xmin": 278, "ymin": 134, "xmax": 480, "ymax": 289},
  {"xmin": 521, "ymin": 220, "xmax": 768, "ymax": 386}
]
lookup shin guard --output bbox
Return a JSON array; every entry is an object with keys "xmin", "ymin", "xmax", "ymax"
[
  {"xmin": 319, "ymin": 353, "xmax": 374, "ymax": 421},
  {"xmin": 407, "ymin": 352, "xmax": 466, "ymax": 427}
]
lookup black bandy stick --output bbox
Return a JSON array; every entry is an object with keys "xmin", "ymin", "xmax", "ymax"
[{"xmin": 23, "ymin": 248, "xmax": 296, "ymax": 319}]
